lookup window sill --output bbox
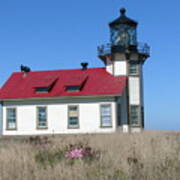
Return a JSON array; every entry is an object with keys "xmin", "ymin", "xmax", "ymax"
[
  {"xmin": 130, "ymin": 125, "xmax": 141, "ymax": 127},
  {"xmin": 68, "ymin": 126, "xmax": 80, "ymax": 129},
  {"xmin": 37, "ymin": 127, "xmax": 48, "ymax": 130},
  {"xmin": 6, "ymin": 128, "xmax": 17, "ymax": 131},
  {"xmin": 100, "ymin": 126, "xmax": 113, "ymax": 128}
]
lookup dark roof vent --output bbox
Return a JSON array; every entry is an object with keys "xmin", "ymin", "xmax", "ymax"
[
  {"xmin": 120, "ymin": 8, "xmax": 126, "ymax": 16},
  {"xmin": 81, "ymin": 62, "xmax": 88, "ymax": 70},
  {"xmin": 20, "ymin": 65, "xmax": 31, "ymax": 73}
]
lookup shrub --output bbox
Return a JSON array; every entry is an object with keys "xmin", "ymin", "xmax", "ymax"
[
  {"xmin": 35, "ymin": 141, "xmax": 98, "ymax": 168},
  {"xmin": 28, "ymin": 136, "xmax": 51, "ymax": 146},
  {"xmin": 35, "ymin": 149, "xmax": 64, "ymax": 168}
]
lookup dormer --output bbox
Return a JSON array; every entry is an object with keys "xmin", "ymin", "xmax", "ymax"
[
  {"xmin": 65, "ymin": 75, "xmax": 88, "ymax": 93},
  {"xmin": 33, "ymin": 77, "xmax": 58, "ymax": 94}
]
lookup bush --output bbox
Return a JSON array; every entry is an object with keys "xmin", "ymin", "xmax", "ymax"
[
  {"xmin": 35, "ymin": 141, "xmax": 98, "ymax": 168},
  {"xmin": 35, "ymin": 149, "xmax": 64, "ymax": 168}
]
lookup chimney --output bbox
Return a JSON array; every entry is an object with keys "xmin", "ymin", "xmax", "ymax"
[
  {"xmin": 81, "ymin": 62, "xmax": 88, "ymax": 70},
  {"xmin": 20, "ymin": 65, "xmax": 31, "ymax": 77}
]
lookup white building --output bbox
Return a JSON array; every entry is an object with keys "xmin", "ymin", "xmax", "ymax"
[{"xmin": 0, "ymin": 8, "xmax": 150, "ymax": 135}]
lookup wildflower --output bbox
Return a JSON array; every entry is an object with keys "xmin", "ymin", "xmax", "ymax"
[{"xmin": 65, "ymin": 147, "xmax": 95, "ymax": 159}]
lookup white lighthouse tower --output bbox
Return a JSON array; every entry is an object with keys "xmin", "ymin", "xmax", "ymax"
[{"xmin": 98, "ymin": 8, "xmax": 150, "ymax": 132}]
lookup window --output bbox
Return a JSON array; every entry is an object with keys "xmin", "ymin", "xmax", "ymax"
[
  {"xmin": 130, "ymin": 105, "xmax": 140, "ymax": 126},
  {"xmin": 100, "ymin": 104, "xmax": 112, "ymax": 127},
  {"xmin": 66, "ymin": 86, "xmax": 80, "ymax": 92},
  {"xmin": 68, "ymin": 106, "xmax": 79, "ymax": 128},
  {"xmin": 34, "ymin": 77, "xmax": 58, "ymax": 94},
  {"xmin": 7, "ymin": 108, "xmax": 16, "ymax": 130},
  {"xmin": 36, "ymin": 87, "xmax": 50, "ymax": 93},
  {"xmin": 129, "ymin": 63, "xmax": 139, "ymax": 75},
  {"xmin": 141, "ymin": 107, "xmax": 144, "ymax": 128},
  {"xmin": 37, "ymin": 107, "xmax": 47, "ymax": 129},
  {"xmin": 117, "ymin": 104, "xmax": 121, "ymax": 126}
]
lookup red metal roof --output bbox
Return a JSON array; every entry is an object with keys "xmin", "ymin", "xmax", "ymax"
[
  {"xmin": 64, "ymin": 74, "xmax": 88, "ymax": 87},
  {"xmin": 32, "ymin": 76, "xmax": 58, "ymax": 88},
  {"xmin": 0, "ymin": 68, "xmax": 127, "ymax": 100}
]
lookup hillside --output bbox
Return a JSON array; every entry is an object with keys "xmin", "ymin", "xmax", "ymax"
[{"xmin": 0, "ymin": 131, "xmax": 180, "ymax": 180}]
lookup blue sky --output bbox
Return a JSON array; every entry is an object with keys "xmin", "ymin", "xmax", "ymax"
[{"xmin": 0, "ymin": 0, "xmax": 179, "ymax": 130}]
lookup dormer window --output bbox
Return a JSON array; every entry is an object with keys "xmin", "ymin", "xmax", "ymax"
[
  {"xmin": 35, "ymin": 87, "xmax": 50, "ymax": 93},
  {"xmin": 65, "ymin": 75, "xmax": 88, "ymax": 93},
  {"xmin": 66, "ymin": 86, "xmax": 80, "ymax": 92},
  {"xmin": 33, "ymin": 76, "xmax": 58, "ymax": 94}
]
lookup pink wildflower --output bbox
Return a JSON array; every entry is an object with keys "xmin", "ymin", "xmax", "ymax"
[{"xmin": 65, "ymin": 147, "xmax": 95, "ymax": 159}]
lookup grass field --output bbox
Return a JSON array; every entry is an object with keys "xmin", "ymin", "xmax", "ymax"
[{"xmin": 0, "ymin": 131, "xmax": 180, "ymax": 180}]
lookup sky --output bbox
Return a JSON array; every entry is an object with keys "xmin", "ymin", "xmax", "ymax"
[{"xmin": 0, "ymin": 0, "xmax": 179, "ymax": 130}]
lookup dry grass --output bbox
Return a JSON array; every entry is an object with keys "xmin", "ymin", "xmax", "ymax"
[{"xmin": 0, "ymin": 131, "xmax": 180, "ymax": 180}]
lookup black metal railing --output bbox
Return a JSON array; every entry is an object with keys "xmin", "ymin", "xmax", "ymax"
[
  {"xmin": 97, "ymin": 42, "xmax": 150, "ymax": 57},
  {"xmin": 97, "ymin": 43, "xmax": 111, "ymax": 56},
  {"xmin": 137, "ymin": 42, "xmax": 150, "ymax": 56}
]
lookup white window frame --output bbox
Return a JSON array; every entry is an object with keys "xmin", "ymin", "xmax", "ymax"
[
  {"xmin": 130, "ymin": 105, "xmax": 141, "ymax": 126},
  {"xmin": 6, "ymin": 107, "xmax": 17, "ymax": 130},
  {"xmin": 100, "ymin": 104, "xmax": 112, "ymax": 128},
  {"xmin": 129, "ymin": 63, "xmax": 139, "ymax": 75},
  {"xmin": 68, "ymin": 105, "xmax": 79, "ymax": 129},
  {"xmin": 37, "ymin": 106, "xmax": 48, "ymax": 129}
]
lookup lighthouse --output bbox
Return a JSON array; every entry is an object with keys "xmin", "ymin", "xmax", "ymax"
[{"xmin": 98, "ymin": 8, "xmax": 150, "ymax": 132}]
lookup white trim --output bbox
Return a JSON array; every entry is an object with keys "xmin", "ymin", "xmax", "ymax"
[{"xmin": 0, "ymin": 94, "xmax": 122, "ymax": 102}]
